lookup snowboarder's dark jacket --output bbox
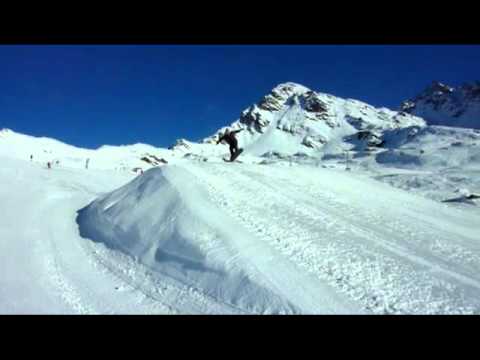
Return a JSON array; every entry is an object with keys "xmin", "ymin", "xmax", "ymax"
[{"xmin": 216, "ymin": 129, "xmax": 243, "ymax": 147}]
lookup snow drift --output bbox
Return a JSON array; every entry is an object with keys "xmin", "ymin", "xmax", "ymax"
[{"xmin": 76, "ymin": 165, "xmax": 297, "ymax": 314}]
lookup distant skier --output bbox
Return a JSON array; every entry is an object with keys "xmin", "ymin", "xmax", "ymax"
[
  {"xmin": 85, "ymin": 158, "xmax": 90, "ymax": 169},
  {"xmin": 30, "ymin": 155, "xmax": 33, "ymax": 161},
  {"xmin": 216, "ymin": 128, "xmax": 243, "ymax": 161},
  {"xmin": 47, "ymin": 161, "xmax": 51, "ymax": 169}
]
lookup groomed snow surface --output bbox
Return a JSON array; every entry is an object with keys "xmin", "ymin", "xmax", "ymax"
[{"xmin": 2, "ymin": 155, "xmax": 480, "ymax": 314}]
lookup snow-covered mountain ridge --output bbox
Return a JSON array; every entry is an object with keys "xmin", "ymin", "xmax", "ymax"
[{"xmin": 401, "ymin": 81, "xmax": 480, "ymax": 129}]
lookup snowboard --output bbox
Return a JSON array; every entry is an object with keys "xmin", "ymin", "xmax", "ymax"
[{"xmin": 224, "ymin": 148, "xmax": 243, "ymax": 162}]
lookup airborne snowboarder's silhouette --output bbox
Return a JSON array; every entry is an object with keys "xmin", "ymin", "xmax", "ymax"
[{"xmin": 216, "ymin": 128, "xmax": 243, "ymax": 161}]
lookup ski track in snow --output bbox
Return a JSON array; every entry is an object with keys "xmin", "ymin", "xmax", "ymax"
[
  {"xmin": 35, "ymin": 184, "xmax": 171, "ymax": 314},
  {"xmin": 188, "ymin": 162, "xmax": 480, "ymax": 314},
  {"xmin": 2, "ymin": 163, "xmax": 175, "ymax": 314}
]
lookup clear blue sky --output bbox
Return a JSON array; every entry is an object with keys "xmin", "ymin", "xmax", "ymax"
[{"xmin": 0, "ymin": 45, "xmax": 479, "ymax": 149}]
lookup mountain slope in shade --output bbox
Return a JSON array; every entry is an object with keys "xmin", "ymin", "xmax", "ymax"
[{"xmin": 401, "ymin": 81, "xmax": 480, "ymax": 129}]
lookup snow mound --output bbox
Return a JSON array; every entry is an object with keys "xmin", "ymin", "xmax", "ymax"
[{"xmin": 76, "ymin": 165, "xmax": 296, "ymax": 313}]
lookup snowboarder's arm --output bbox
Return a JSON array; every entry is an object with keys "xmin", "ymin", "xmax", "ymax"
[
  {"xmin": 216, "ymin": 135, "xmax": 225, "ymax": 144},
  {"xmin": 232, "ymin": 129, "xmax": 243, "ymax": 134}
]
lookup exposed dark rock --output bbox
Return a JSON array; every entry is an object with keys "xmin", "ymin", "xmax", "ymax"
[
  {"xmin": 240, "ymin": 106, "xmax": 269, "ymax": 132},
  {"xmin": 169, "ymin": 138, "xmax": 191, "ymax": 150},
  {"xmin": 141, "ymin": 156, "xmax": 154, "ymax": 164},
  {"xmin": 258, "ymin": 94, "xmax": 284, "ymax": 112},
  {"xmin": 303, "ymin": 93, "xmax": 328, "ymax": 113},
  {"xmin": 140, "ymin": 154, "xmax": 168, "ymax": 166},
  {"xmin": 356, "ymin": 130, "xmax": 384, "ymax": 147}
]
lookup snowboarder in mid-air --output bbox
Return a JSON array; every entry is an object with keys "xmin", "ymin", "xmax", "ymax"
[{"xmin": 216, "ymin": 128, "xmax": 243, "ymax": 161}]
